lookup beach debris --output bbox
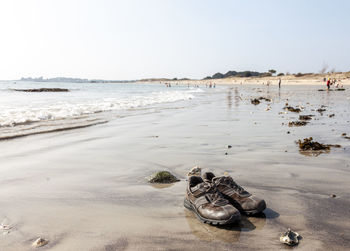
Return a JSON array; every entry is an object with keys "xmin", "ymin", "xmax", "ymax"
[
  {"xmin": 32, "ymin": 237, "xmax": 49, "ymax": 248},
  {"xmin": 297, "ymin": 137, "xmax": 341, "ymax": 151},
  {"xmin": 330, "ymin": 194, "xmax": 337, "ymax": 198},
  {"xmin": 287, "ymin": 131, "xmax": 290, "ymax": 134},
  {"xmin": 328, "ymin": 114, "xmax": 335, "ymax": 118},
  {"xmin": 148, "ymin": 171, "xmax": 180, "ymax": 183},
  {"xmin": 341, "ymin": 133, "xmax": 350, "ymax": 140},
  {"xmin": 228, "ymin": 145, "xmax": 232, "ymax": 149},
  {"xmin": 251, "ymin": 97, "xmax": 271, "ymax": 105},
  {"xmin": 187, "ymin": 166, "xmax": 202, "ymax": 177},
  {"xmin": 299, "ymin": 115, "xmax": 314, "ymax": 121},
  {"xmin": 251, "ymin": 98, "xmax": 260, "ymax": 105},
  {"xmin": 280, "ymin": 228, "xmax": 301, "ymax": 246},
  {"xmin": 288, "ymin": 121, "xmax": 308, "ymax": 127},
  {"xmin": 13, "ymin": 88, "xmax": 69, "ymax": 92},
  {"xmin": 284, "ymin": 106, "xmax": 301, "ymax": 113},
  {"xmin": 317, "ymin": 108, "xmax": 326, "ymax": 113},
  {"xmin": 319, "ymin": 88, "xmax": 346, "ymax": 91},
  {"xmin": 0, "ymin": 224, "xmax": 12, "ymax": 231},
  {"xmin": 258, "ymin": 97, "xmax": 271, "ymax": 102},
  {"xmin": 225, "ymin": 152, "xmax": 228, "ymax": 155}
]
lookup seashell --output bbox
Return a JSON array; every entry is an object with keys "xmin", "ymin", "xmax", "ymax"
[
  {"xmin": 187, "ymin": 166, "xmax": 202, "ymax": 177},
  {"xmin": 32, "ymin": 237, "xmax": 49, "ymax": 248},
  {"xmin": 280, "ymin": 228, "xmax": 301, "ymax": 246}
]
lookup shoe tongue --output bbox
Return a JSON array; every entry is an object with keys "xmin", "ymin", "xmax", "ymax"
[{"xmin": 191, "ymin": 182, "xmax": 211, "ymax": 193}]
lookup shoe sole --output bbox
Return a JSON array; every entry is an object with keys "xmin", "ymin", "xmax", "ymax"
[{"xmin": 183, "ymin": 198, "xmax": 240, "ymax": 225}]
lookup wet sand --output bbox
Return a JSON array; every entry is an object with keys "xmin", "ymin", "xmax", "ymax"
[{"xmin": 0, "ymin": 84, "xmax": 349, "ymax": 250}]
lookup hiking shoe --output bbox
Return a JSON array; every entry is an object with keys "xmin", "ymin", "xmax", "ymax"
[
  {"xmin": 203, "ymin": 172, "xmax": 266, "ymax": 215},
  {"xmin": 184, "ymin": 176, "xmax": 241, "ymax": 225}
]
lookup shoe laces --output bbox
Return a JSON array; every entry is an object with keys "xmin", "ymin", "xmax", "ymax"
[
  {"xmin": 201, "ymin": 182, "xmax": 228, "ymax": 206},
  {"xmin": 215, "ymin": 176, "xmax": 248, "ymax": 195}
]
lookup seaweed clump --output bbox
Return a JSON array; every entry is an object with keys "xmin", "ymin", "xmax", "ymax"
[
  {"xmin": 341, "ymin": 133, "xmax": 350, "ymax": 140},
  {"xmin": 251, "ymin": 97, "xmax": 271, "ymax": 105},
  {"xmin": 297, "ymin": 137, "xmax": 341, "ymax": 151},
  {"xmin": 288, "ymin": 121, "xmax": 308, "ymax": 127},
  {"xmin": 284, "ymin": 106, "xmax": 301, "ymax": 113},
  {"xmin": 251, "ymin": 98, "xmax": 260, "ymax": 105},
  {"xmin": 299, "ymin": 115, "xmax": 313, "ymax": 121},
  {"xmin": 148, "ymin": 171, "xmax": 180, "ymax": 183}
]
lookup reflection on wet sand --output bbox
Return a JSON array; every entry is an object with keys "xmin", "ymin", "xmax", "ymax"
[
  {"xmin": 149, "ymin": 183, "xmax": 176, "ymax": 189},
  {"xmin": 184, "ymin": 210, "xmax": 269, "ymax": 243},
  {"xmin": 299, "ymin": 149, "xmax": 330, "ymax": 157}
]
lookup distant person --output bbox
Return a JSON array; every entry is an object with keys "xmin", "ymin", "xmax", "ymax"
[
  {"xmin": 213, "ymin": 83, "xmax": 216, "ymax": 88},
  {"xmin": 326, "ymin": 78, "xmax": 331, "ymax": 90},
  {"xmin": 278, "ymin": 78, "xmax": 281, "ymax": 88}
]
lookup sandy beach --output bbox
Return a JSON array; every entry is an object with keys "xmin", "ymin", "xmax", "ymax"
[
  {"xmin": 155, "ymin": 72, "xmax": 350, "ymax": 87},
  {"xmin": 1, "ymin": 82, "xmax": 349, "ymax": 250}
]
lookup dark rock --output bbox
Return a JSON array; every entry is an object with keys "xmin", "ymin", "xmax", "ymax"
[
  {"xmin": 330, "ymin": 194, "xmax": 337, "ymax": 198},
  {"xmin": 228, "ymin": 145, "xmax": 232, "ymax": 149},
  {"xmin": 317, "ymin": 108, "xmax": 326, "ymax": 113},
  {"xmin": 328, "ymin": 114, "xmax": 335, "ymax": 118},
  {"xmin": 13, "ymin": 88, "xmax": 69, "ymax": 92}
]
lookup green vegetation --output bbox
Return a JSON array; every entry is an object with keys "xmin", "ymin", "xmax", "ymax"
[
  {"xmin": 148, "ymin": 171, "xmax": 180, "ymax": 184},
  {"xmin": 204, "ymin": 70, "xmax": 270, "ymax": 80}
]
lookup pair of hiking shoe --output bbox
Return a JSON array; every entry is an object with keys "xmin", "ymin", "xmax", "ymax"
[{"xmin": 184, "ymin": 172, "xmax": 266, "ymax": 225}]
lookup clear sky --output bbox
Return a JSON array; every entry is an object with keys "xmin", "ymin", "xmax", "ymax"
[{"xmin": 0, "ymin": 0, "xmax": 349, "ymax": 80}]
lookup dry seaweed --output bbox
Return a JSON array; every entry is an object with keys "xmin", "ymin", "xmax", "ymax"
[
  {"xmin": 284, "ymin": 106, "xmax": 301, "ymax": 113},
  {"xmin": 299, "ymin": 115, "xmax": 314, "ymax": 120},
  {"xmin": 297, "ymin": 137, "xmax": 341, "ymax": 151},
  {"xmin": 288, "ymin": 121, "xmax": 308, "ymax": 127},
  {"xmin": 251, "ymin": 99, "xmax": 260, "ymax": 105},
  {"xmin": 251, "ymin": 97, "xmax": 271, "ymax": 105},
  {"xmin": 317, "ymin": 108, "xmax": 326, "ymax": 113}
]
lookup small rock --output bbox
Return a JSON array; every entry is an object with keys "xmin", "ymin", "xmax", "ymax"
[
  {"xmin": 280, "ymin": 228, "xmax": 301, "ymax": 246},
  {"xmin": 287, "ymin": 131, "xmax": 290, "ymax": 134},
  {"xmin": 225, "ymin": 152, "xmax": 228, "ymax": 155},
  {"xmin": 330, "ymin": 194, "xmax": 336, "ymax": 198},
  {"xmin": 329, "ymin": 114, "xmax": 335, "ymax": 118},
  {"xmin": 148, "ymin": 171, "xmax": 179, "ymax": 184},
  {"xmin": 32, "ymin": 237, "xmax": 48, "ymax": 248},
  {"xmin": 228, "ymin": 145, "xmax": 232, "ymax": 149}
]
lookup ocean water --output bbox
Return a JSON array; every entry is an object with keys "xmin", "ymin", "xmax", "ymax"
[{"xmin": 0, "ymin": 81, "xmax": 202, "ymax": 139}]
